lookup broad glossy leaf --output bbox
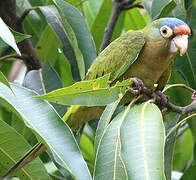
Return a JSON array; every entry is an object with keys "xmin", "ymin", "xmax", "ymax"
[
  {"xmin": 40, "ymin": 5, "xmax": 81, "ymax": 81},
  {"xmin": 94, "ymin": 103, "xmax": 165, "ymax": 180},
  {"xmin": 0, "ymin": 82, "xmax": 91, "ymax": 180},
  {"xmin": 0, "ymin": 18, "xmax": 21, "ymax": 55},
  {"xmin": 0, "ymin": 119, "xmax": 50, "ymax": 179},
  {"xmin": 53, "ymin": 0, "xmax": 97, "ymax": 72},
  {"xmin": 35, "ymin": 74, "xmax": 133, "ymax": 106},
  {"xmin": 120, "ymin": 103, "xmax": 165, "ymax": 179}
]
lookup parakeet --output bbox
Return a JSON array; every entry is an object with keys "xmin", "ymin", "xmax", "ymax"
[{"xmin": 65, "ymin": 18, "xmax": 191, "ymax": 130}]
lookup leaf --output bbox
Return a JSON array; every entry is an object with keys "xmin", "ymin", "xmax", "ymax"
[
  {"xmin": 158, "ymin": 0, "xmax": 177, "ymax": 18},
  {"xmin": 120, "ymin": 103, "xmax": 165, "ymax": 179},
  {"xmin": 35, "ymin": 74, "xmax": 133, "ymax": 106},
  {"xmin": 0, "ymin": 71, "xmax": 13, "ymax": 92},
  {"xmin": 181, "ymin": 163, "xmax": 196, "ymax": 180},
  {"xmin": 151, "ymin": 0, "xmax": 176, "ymax": 19},
  {"xmin": 24, "ymin": 62, "xmax": 67, "ymax": 117},
  {"xmin": 94, "ymin": 95, "xmax": 123, "ymax": 154},
  {"xmin": 83, "ymin": 0, "xmax": 104, "ymax": 28},
  {"xmin": 0, "ymin": 119, "xmax": 50, "ymax": 179},
  {"xmin": 40, "ymin": 5, "xmax": 82, "ymax": 81},
  {"xmin": 164, "ymin": 114, "xmax": 181, "ymax": 180},
  {"xmin": 0, "ymin": 82, "xmax": 91, "ymax": 180},
  {"xmin": 0, "ymin": 18, "xmax": 21, "ymax": 55},
  {"xmin": 35, "ymin": 25, "xmax": 74, "ymax": 86},
  {"xmin": 124, "ymin": 8, "xmax": 147, "ymax": 31},
  {"xmin": 53, "ymin": 0, "xmax": 97, "ymax": 72},
  {"xmin": 94, "ymin": 103, "xmax": 165, "ymax": 179}
]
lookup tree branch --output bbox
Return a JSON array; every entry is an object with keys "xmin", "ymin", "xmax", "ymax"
[
  {"xmin": 0, "ymin": 0, "xmax": 42, "ymax": 70},
  {"xmin": 99, "ymin": 0, "xmax": 143, "ymax": 53}
]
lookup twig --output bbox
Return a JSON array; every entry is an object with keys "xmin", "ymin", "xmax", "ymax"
[
  {"xmin": 0, "ymin": 54, "xmax": 27, "ymax": 62},
  {"xmin": 19, "ymin": 6, "xmax": 40, "ymax": 23}
]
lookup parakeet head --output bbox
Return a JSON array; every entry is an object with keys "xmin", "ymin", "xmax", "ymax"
[{"xmin": 144, "ymin": 18, "xmax": 191, "ymax": 56}]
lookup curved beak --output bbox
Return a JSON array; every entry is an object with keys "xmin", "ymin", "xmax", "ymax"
[
  {"xmin": 170, "ymin": 34, "xmax": 188, "ymax": 56},
  {"xmin": 173, "ymin": 34, "xmax": 188, "ymax": 56}
]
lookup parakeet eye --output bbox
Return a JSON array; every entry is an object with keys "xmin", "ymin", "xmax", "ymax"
[{"xmin": 160, "ymin": 25, "xmax": 173, "ymax": 38}]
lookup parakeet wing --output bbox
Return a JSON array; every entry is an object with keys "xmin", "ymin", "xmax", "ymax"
[{"xmin": 86, "ymin": 30, "xmax": 146, "ymax": 81}]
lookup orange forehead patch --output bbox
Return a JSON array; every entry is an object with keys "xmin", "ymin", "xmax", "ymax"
[{"xmin": 174, "ymin": 25, "xmax": 191, "ymax": 35}]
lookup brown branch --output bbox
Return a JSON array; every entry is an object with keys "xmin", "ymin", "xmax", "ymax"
[
  {"xmin": 99, "ymin": 0, "xmax": 143, "ymax": 53},
  {"xmin": 0, "ymin": 0, "xmax": 42, "ymax": 70}
]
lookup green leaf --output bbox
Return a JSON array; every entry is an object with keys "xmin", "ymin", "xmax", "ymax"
[
  {"xmin": 0, "ymin": 119, "xmax": 50, "ymax": 179},
  {"xmin": 181, "ymin": 163, "xmax": 196, "ymax": 180},
  {"xmin": 24, "ymin": 62, "xmax": 67, "ymax": 117},
  {"xmin": 124, "ymin": 8, "xmax": 147, "ymax": 31},
  {"xmin": 94, "ymin": 103, "xmax": 165, "ymax": 179},
  {"xmin": 0, "ymin": 71, "xmax": 13, "ymax": 92},
  {"xmin": 158, "ymin": 0, "xmax": 177, "ymax": 18},
  {"xmin": 35, "ymin": 25, "xmax": 74, "ymax": 86},
  {"xmin": 0, "ymin": 18, "xmax": 21, "ymax": 55},
  {"xmin": 83, "ymin": 0, "xmax": 104, "ymax": 28},
  {"xmin": 35, "ymin": 74, "xmax": 133, "ymax": 106},
  {"xmin": 0, "ymin": 82, "xmax": 92, "ymax": 180},
  {"xmin": 120, "ymin": 103, "xmax": 165, "ymax": 179},
  {"xmin": 164, "ymin": 114, "xmax": 181, "ymax": 180},
  {"xmin": 151, "ymin": 0, "xmax": 176, "ymax": 19},
  {"xmin": 53, "ymin": 0, "xmax": 97, "ymax": 72},
  {"xmin": 40, "ymin": 5, "xmax": 82, "ymax": 81},
  {"xmin": 94, "ymin": 96, "xmax": 123, "ymax": 154}
]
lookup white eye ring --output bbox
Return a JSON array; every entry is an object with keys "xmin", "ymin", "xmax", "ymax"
[{"xmin": 160, "ymin": 25, "xmax": 173, "ymax": 38}]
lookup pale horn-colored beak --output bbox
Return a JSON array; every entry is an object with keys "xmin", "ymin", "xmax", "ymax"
[{"xmin": 170, "ymin": 35, "xmax": 188, "ymax": 56}]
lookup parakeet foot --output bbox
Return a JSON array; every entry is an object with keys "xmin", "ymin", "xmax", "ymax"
[
  {"xmin": 127, "ymin": 77, "xmax": 145, "ymax": 95},
  {"xmin": 153, "ymin": 90, "xmax": 168, "ymax": 106}
]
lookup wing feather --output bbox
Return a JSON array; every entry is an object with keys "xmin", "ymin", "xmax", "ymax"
[{"xmin": 85, "ymin": 30, "xmax": 145, "ymax": 81}]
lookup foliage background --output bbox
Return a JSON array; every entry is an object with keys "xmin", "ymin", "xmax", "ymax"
[{"xmin": 0, "ymin": 0, "xmax": 196, "ymax": 179}]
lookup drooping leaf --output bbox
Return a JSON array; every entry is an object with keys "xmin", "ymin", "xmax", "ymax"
[
  {"xmin": 53, "ymin": 0, "xmax": 97, "ymax": 72},
  {"xmin": 0, "ymin": 18, "xmax": 21, "ymax": 55},
  {"xmin": 0, "ymin": 119, "xmax": 51, "ymax": 179},
  {"xmin": 35, "ymin": 74, "xmax": 133, "ymax": 106},
  {"xmin": 0, "ymin": 82, "xmax": 92, "ymax": 180},
  {"xmin": 40, "ymin": 5, "xmax": 82, "ymax": 81},
  {"xmin": 94, "ymin": 103, "xmax": 165, "ymax": 179}
]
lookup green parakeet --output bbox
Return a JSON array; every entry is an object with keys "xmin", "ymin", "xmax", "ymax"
[{"xmin": 64, "ymin": 18, "xmax": 191, "ymax": 130}]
